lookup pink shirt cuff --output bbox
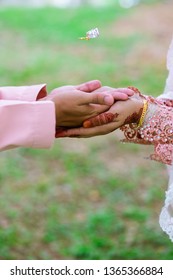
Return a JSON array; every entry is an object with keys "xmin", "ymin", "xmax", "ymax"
[{"xmin": 0, "ymin": 84, "xmax": 47, "ymax": 101}]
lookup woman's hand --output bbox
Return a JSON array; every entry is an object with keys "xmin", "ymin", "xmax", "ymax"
[
  {"xmin": 42, "ymin": 81, "xmax": 134, "ymax": 128},
  {"xmin": 55, "ymin": 97, "xmax": 144, "ymax": 138}
]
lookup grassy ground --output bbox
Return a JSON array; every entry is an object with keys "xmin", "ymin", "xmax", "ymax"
[{"xmin": 0, "ymin": 1, "xmax": 173, "ymax": 259}]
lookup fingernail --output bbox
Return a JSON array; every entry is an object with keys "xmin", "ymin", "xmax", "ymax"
[{"xmin": 83, "ymin": 120, "xmax": 92, "ymax": 128}]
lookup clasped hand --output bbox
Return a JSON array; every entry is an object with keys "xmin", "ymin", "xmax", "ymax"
[{"xmin": 53, "ymin": 82, "xmax": 143, "ymax": 138}]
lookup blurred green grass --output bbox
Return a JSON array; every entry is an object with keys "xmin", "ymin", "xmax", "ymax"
[{"xmin": 0, "ymin": 2, "xmax": 173, "ymax": 260}]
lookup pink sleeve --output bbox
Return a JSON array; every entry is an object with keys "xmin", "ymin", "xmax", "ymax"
[
  {"xmin": 0, "ymin": 84, "xmax": 47, "ymax": 101},
  {"xmin": 0, "ymin": 85, "xmax": 56, "ymax": 150}
]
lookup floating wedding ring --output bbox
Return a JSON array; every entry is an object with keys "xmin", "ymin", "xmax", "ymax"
[{"xmin": 79, "ymin": 28, "xmax": 99, "ymax": 40}]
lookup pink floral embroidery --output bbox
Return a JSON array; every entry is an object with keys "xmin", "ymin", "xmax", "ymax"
[
  {"xmin": 120, "ymin": 96, "xmax": 173, "ymax": 165},
  {"xmin": 151, "ymin": 144, "xmax": 173, "ymax": 165},
  {"xmin": 139, "ymin": 107, "xmax": 173, "ymax": 145}
]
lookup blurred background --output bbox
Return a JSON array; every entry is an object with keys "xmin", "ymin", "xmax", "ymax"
[{"xmin": 0, "ymin": 0, "xmax": 173, "ymax": 260}]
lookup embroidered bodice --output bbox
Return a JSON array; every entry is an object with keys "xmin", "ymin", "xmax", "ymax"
[{"xmin": 121, "ymin": 37, "xmax": 173, "ymax": 241}]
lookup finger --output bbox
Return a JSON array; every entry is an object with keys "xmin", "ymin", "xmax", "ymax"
[
  {"xmin": 81, "ymin": 88, "xmax": 134, "ymax": 105},
  {"xmin": 80, "ymin": 91, "xmax": 114, "ymax": 106},
  {"xmin": 83, "ymin": 112, "xmax": 115, "ymax": 128},
  {"xmin": 111, "ymin": 92, "xmax": 130, "ymax": 101},
  {"xmin": 92, "ymin": 87, "xmax": 134, "ymax": 97},
  {"xmin": 115, "ymin": 88, "xmax": 135, "ymax": 96},
  {"xmin": 110, "ymin": 89, "xmax": 134, "ymax": 101},
  {"xmin": 76, "ymin": 80, "xmax": 102, "ymax": 92},
  {"xmin": 55, "ymin": 123, "xmax": 118, "ymax": 138},
  {"xmin": 56, "ymin": 127, "xmax": 67, "ymax": 134}
]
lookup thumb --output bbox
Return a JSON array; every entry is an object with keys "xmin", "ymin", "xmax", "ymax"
[{"xmin": 81, "ymin": 91, "xmax": 114, "ymax": 106}]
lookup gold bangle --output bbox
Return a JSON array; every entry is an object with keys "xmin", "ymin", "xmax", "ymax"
[{"xmin": 137, "ymin": 100, "xmax": 148, "ymax": 128}]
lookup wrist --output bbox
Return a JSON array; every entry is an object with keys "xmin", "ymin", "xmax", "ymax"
[{"xmin": 125, "ymin": 99, "xmax": 144, "ymax": 125}]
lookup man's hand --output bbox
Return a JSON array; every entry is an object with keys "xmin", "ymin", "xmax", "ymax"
[
  {"xmin": 42, "ymin": 80, "xmax": 134, "ymax": 128},
  {"xmin": 55, "ymin": 93, "xmax": 144, "ymax": 138}
]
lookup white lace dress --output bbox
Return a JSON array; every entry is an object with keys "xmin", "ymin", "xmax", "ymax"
[
  {"xmin": 159, "ymin": 38, "xmax": 173, "ymax": 241},
  {"xmin": 121, "ymin": 37, "xmax": 173, "ymax": 241}
]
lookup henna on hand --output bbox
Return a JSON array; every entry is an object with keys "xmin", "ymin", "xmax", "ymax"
[
  {"xmin": 83, "ymin": 112, "xmax": 118, "ymax": 128},
  {"xmin": 127, "ymin": 86, "xmax": 141, "ymax": 94},
  {"xmin": 123, "ymin": 107, "xmax": 143, "ymax": 125},
  {"xmin": 82, "ymin": 86, "xmax": 144, "ymax": 129}
]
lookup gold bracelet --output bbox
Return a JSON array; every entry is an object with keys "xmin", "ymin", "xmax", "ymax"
[{"xmin": 137, "ymin": 100, "xmax": 148, "ymax": 128}]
